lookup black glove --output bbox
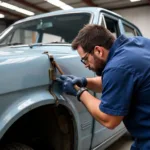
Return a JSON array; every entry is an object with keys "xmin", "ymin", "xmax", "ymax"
[
  {"xmin": 60, "ymin": 75, "xmax": 87, "ymax": 87},
  {"xmin": 56, "ymin": 75, "xmax": 78, "ymax": 96}
]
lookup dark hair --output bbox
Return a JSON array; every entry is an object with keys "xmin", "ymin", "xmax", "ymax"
[{"xmin": 72, "ymin": 24, "xmax": 116, "ymax": 52}]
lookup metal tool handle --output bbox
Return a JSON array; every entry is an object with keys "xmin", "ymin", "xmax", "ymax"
[
  {"xmin": 53, "ymin": 60, "xmax": 80, "ymax": 91},
  {"xmin": 74, "ymin": 84, "xmax": 80, "ymax": 91}
]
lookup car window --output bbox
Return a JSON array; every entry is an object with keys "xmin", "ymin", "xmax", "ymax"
[
  {"xmin": 123, "ymin": 23, "xmax": 136, "ymax": 37},
  {"xmin": 0, "ymin": 13, "xmax": 91, "ymax": 46},
  {"xmin": 10, "ymin": 29, "xmax": 38, "ymax": 45},
  {"xmin": 42, "ymin": 33, "xmax": 65, "ymax": 43}
]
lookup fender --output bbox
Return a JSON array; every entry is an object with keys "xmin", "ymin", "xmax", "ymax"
[{"xmin": 0, "ymin": 86, "xmax": 55, "ymax": 139}]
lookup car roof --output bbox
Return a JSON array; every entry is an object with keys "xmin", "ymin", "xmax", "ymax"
[{"xmin": 14, "ymin": 7, "xmax": 122, "ymax": 25}]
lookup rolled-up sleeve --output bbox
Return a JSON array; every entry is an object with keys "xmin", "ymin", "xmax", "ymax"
[{"xmin": 100, "ymin": 68, "xmax": 134, "ymax": 116}]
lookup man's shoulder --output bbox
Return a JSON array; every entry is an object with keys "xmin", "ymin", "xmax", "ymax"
[
  {"xmin": 104, "ymin": 56, "xmax": 129, "ymax": 73},
  {"xmin": 103, "ymin": 66, "xmax": 132, "ymax": 76},
  {"xmin": 103, "ymin": 56, "xmax": 135, "ymax": 79}
]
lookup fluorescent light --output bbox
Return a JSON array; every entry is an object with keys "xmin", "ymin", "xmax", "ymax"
[
  {"xmin": 130, "ymin": 0, "xmax": 141, "ymax": 2},
  {"xmin": 0, "ymin": 13, "xmax": 4, "ymax": 18},
  {"xmin": 45, "ymin": 0, "xmax": 73, "ymax": 10},
  {"xmin": 0, "ymin": 1, "xmax": 34, "ymax": 16}
]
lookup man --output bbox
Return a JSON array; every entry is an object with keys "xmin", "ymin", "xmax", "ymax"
[{"xmin": 58, "ymin": 25, "xmax": 150, "ymax": 150}]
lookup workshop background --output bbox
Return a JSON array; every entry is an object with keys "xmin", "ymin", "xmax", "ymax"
[
  {"xmin": 0, "ymin": 0, "xmax": 149, "ymax": 149},
  {"xmin": 0, "ymin": 0, "xmax": 150, "ymax": 38}
]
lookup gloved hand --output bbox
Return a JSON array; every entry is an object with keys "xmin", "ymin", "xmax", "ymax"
[
  {"xmin": 57, "ymin": 76, "xmax": 77, "ymax": 96},
  {"xmin": 56, "ymin": 75, "xmax": 87, "ymax": 96},
  {"xmin": 60, "ymin": 75, "xmax": 87, "ymax": 87}
]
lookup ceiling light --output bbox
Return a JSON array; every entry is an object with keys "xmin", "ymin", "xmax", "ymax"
[
  {"xmin": 0, "ymin": 1, "xmax": 34, "ymax": 16},
  {"xmin": 45, "ymin": 0, "xmax": 73, "ymax": 10},
  {"xmin": 0, "ymin": 13, "xmax": 4, "ymax": 18},
  {"xmin": 130, "ymin": 0, "xmax": 141, "ymax": 2}
]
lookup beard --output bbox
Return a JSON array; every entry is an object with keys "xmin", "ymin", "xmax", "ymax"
[{"xmin": 92, "ymin": 55, "xmax": 106, "ymax": 76}]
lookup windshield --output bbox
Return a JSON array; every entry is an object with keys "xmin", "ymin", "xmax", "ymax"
[{"xmin": 0, "ymin": 13, "xmax": 91, "ymax": 46}]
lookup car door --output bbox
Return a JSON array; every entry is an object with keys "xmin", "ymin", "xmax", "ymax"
[{"xmin": 91, "ymin": 12, "xmax": 126, "ymax": 149}]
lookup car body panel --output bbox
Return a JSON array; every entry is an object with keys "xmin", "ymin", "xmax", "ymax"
[
  {"xmin": 0, "ymin": 52, "xmax": 49, "ymax": 94},
  {"xmin": 0, "ymin": 45, "xmax": 95, "ymax": 150}
]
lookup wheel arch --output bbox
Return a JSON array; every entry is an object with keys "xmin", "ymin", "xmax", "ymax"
[
  {"xmin": 0, "ymin": 90, "xmax": 55, "ymax": 140},
  {"xmin": 0, "ymin": 93, "xmax": 76, "ymax": 150}
]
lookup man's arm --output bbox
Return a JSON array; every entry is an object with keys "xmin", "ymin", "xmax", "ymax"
[
  {"xmin": 86, "ymin": 76, "xmax": 102, "ymax": 93},
  {"xmin": 80, "ymin": 91, "xmax": 124, "ymax": 129}
]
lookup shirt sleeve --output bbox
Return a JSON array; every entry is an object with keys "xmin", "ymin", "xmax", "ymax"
[{"xmin": 100, "ymin": 68, "xmax": 134, "ymax": 116}]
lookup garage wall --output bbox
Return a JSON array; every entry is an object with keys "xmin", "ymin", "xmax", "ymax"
[{"xmin": 114, "ymin": 6, "xmax": 150, "ymax": 38}]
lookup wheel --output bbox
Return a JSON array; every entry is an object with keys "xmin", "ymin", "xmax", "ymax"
[{"xmin": 1, "ymin": 143, "xmax": 34, "ymax": 150}]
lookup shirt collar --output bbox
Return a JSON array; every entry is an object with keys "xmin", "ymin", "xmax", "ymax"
[{"xmin": 106, "ymin": 34, "xmax": 128, "ymax": 63}]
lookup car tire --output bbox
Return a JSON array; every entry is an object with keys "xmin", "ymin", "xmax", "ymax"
[{"xmin": 1, "ymin": 143, "xmax": 34, "ymax": 150}]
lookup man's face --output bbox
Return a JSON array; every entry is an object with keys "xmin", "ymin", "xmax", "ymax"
[{"xmin": 77, "ymin": 45, "xmax": 106, "ymax": 75}]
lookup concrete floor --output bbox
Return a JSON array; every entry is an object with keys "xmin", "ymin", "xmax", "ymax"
[{"xmin": 106, "ymin": 133, "xmax": 133, "ymax": 150}]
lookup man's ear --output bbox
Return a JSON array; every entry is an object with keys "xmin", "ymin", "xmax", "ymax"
[{"xmin": 94, "ymin": 46, "xmax": 103, "ymax": 57}]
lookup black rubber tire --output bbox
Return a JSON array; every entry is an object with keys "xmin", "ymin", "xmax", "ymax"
[{"xmin": 1, "ymin": 143, "xmax": 34, "ymax": 150}]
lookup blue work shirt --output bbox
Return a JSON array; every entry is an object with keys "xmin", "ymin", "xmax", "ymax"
[{"xmin": 99, "ymin": 35, "xmax": 150, "ymax": 149}]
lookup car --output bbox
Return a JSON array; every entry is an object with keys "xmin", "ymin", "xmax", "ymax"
[{"xmin": 0, "ymin": 7, "xmax": 142, "ymax": 150}]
